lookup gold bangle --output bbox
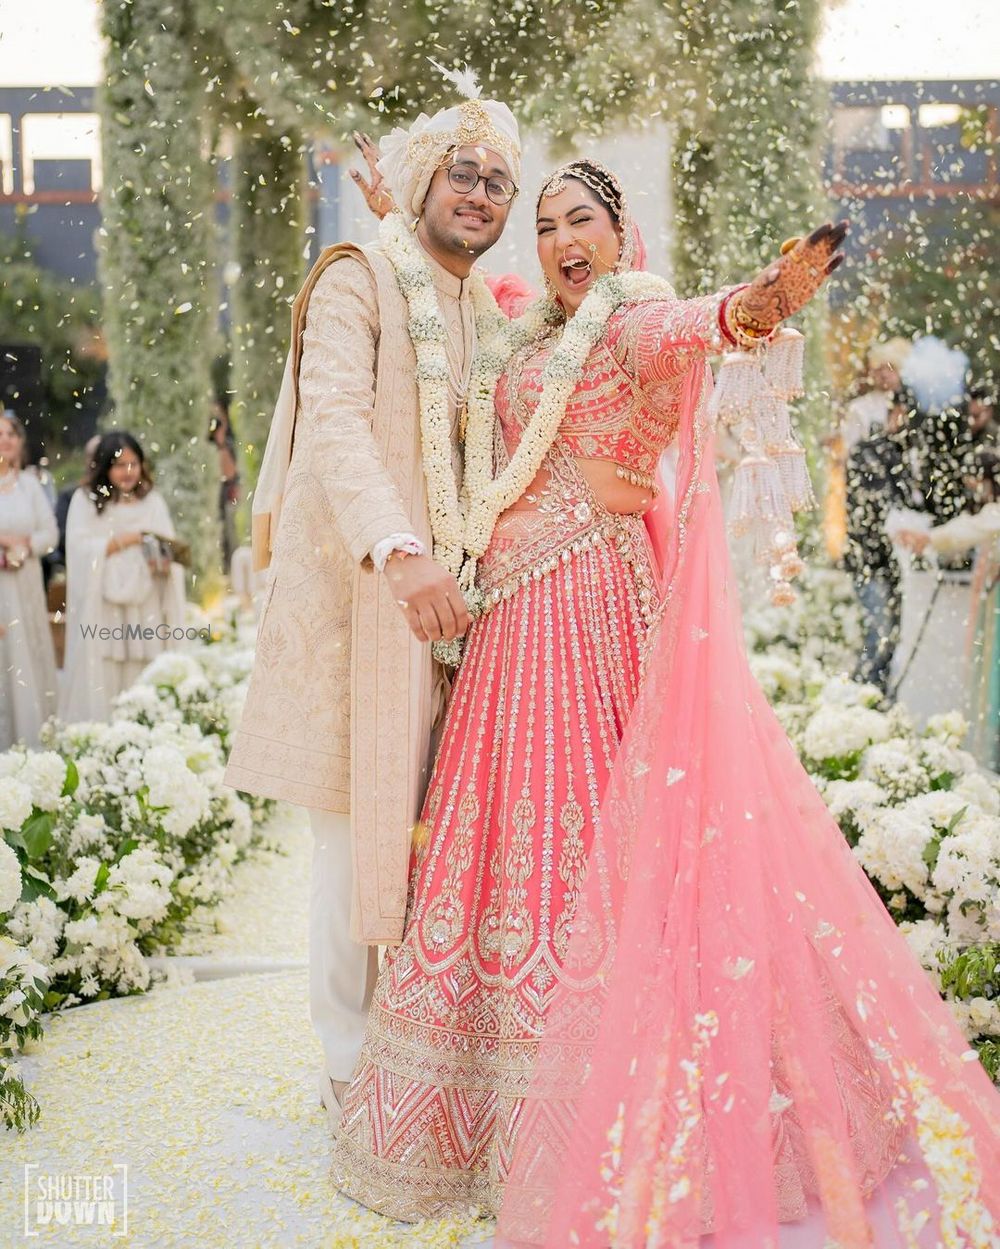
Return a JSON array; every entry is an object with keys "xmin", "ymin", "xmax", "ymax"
[{"xmin": 725, "ymin": 295, "xmax": 771, "ymax": 346}]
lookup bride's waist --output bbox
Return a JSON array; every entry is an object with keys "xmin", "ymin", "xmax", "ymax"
[
  {"xmin": 477, "ymin": 502, "xmax": 650, "ymax": 603},
  {"xmin": 503, "ymin": 457, "xmax": 657, "ymax": 516}
]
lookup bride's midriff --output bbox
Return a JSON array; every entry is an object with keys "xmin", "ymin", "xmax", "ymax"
[{"xmin": 505, "ymin": 457, "xmax": 655, "ymax": 516}]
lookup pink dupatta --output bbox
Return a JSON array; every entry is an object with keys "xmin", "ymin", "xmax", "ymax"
[{"xmin": 496, "ymin": 354, "xmax": 1000, "ymax": 1247}]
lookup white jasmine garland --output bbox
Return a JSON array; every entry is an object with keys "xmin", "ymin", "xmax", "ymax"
[
  {"xmin": 380, "ymin": 211, "xmax": 681, "ymax": 585},
  {"xmin": 463, "ymin": 269, "xmax": 679, "ymax": 564},
  {"xmin": 380, "ymin": 211, "xmax": 499, "ymax": 576}
]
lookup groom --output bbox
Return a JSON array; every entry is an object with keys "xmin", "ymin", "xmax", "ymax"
[{"xmin": 224, "ymin": 90, "xmax": 521, "ymax": 1120}]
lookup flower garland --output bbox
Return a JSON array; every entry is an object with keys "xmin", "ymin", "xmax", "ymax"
[
  {"xmin": 379, "ymin": 211, "xmax": 505, "ymax": 577},
  {"xmin": 462, "ymin": 271, "xmax": 679, "ymax": 571},
  {"xmin": 381, "ymin": 214, "xmax": 698, "ymax": 663}
]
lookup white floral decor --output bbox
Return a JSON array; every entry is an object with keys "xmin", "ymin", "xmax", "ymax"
[
  {"xmin": 746, "ymin": 569, "xmax": 1000, "ymax": 1081},
  {"xmin": 0, "ymin": 626, "xmax": 273, "ymax": 1130}
]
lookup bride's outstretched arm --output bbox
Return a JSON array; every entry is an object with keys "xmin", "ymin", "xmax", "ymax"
[{"xmin": 725, "ymin": 221, "xmax": 848, "ymax": 342}]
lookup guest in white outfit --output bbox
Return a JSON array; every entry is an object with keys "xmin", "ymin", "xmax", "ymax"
[
  {"xmin": 60, "ymin": 432, "xmax": 185, "ymax": 723},
  {"xmin": 0, "ymin": 411, "xmax": 59, "ymax": 749}
]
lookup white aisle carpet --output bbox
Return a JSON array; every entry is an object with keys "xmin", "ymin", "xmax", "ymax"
[{"xmin": 1, "ymin": 811, "xmax": 493, "ymax": 1248}]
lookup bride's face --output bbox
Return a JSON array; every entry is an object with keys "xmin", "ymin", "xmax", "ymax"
[{"xmin": 535, "ymin": 181, "xmax": 622, "ymax": 315}]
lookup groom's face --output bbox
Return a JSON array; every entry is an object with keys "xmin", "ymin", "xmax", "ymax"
[{"xmin": 420, "ymin": 145, "xmax": 513, "ymax": 260}]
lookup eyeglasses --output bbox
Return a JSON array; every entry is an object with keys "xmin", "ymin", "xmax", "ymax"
[{"xmin": 445, "ymin": 163, "xmax": 518, "ymax": 206}]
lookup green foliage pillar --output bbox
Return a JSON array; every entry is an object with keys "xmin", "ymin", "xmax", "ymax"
[
  {"xmin": 99, "ymin": 0, "xmax": 219, "ymax": 582},
  {"xmin": 228, "ymin": 109, "xmax": 306, "ymax": 481}
]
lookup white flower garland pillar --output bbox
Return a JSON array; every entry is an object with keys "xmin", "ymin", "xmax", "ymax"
[{"xmin": 98, "ymin": 0, "xmax": 220, "ymax": 578}]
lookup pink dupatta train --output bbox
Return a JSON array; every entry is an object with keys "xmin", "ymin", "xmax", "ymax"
[{"xmin": 496, "ymin": 355, "xmax": 1000, "ymax": 1247}]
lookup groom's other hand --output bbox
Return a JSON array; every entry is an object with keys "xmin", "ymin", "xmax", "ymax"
[{"xmin": 383, "ymin": 552, "xmax": 471, "ymax": 643}]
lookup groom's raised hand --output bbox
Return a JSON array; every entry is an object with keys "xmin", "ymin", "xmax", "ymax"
[
  {"xmin": 383, "ymin": 552, "xmax": 471, "ymax": 644},
  {"xmin": 350, "ymin": 131, "xmax": 395, "ymax": 220}
]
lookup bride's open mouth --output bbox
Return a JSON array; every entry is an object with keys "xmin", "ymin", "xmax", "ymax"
[{"xmin": 560, "ymin": 256, "xmax": 593, "ymax": 290}]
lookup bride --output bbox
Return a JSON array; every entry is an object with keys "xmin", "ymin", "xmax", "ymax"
[{"xmin": 335, "ymin": 136, "xmax": 999, "ymax": 1245}]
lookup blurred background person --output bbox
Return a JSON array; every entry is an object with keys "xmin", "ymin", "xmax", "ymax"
[
  {"xmin": 967, "ymin": 382, "xmax": 997, "ymax": 443},
  {"xmin": 0, "ymin": 410, "xmax": 59, "ymax": 748},
  {"xmin": 840, "ymin": 337, "xmax": 912, "ymax": 455},
  {"xmin": 45, "ymin": 433, "xmax": 102, "ymax": 585},
  {"xmin": 844, "ymin": 395, "xmax": 915, "ymax": 691},
  {"xmin": 209, "ymin": 397, "xmax": 241, "ymax": 574},
  {"xmin": 895, "ymin": 447, "xmax": 999, "ymax": 768},
  {"xmin": 60, "ymin": 431, "xmax": 185, "ymax": 723}
]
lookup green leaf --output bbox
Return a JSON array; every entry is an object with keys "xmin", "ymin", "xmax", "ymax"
[
  {"xmin": 20, "ymin": 812, "xmax": 55, "ymax": 860},
  {"xmin": 19, "ymin": 872, "xmax": 56, "ymax": 903},
  {"xmin": 945, "ymin": 805, "xmax": 969, "ymax": 835},
  {"xmin": 93, "ymin": 862, "xmax": 110, "ymax": 894},
  {"xmin": 4, "ymin": 828, "xmax": 27, "ymax": 853},
  {"xmin": 61, "ymin": 758, "xmax": 80, "ymax": 798},
  {"xmin": 921, "ymin": 835, "xmax": 943, "ymax": 873}
]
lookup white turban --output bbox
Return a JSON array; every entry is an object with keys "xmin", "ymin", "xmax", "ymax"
[
  {"xmin": 377, "ymin": 74, "xmax": 521, "ymax": 222},
  {"xmin": 868, "ymin": 337, "xmax": 911, "ymax": 371}
]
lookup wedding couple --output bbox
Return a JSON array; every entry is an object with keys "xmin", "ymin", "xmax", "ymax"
[{"xmin": 225, "ymin": 74, "xmax": 1000, "ymax": 1247}]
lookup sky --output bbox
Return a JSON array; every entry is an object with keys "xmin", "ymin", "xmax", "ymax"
[{"xmin": 0, "ymin": 0, "xmax": 998, "ymax": 88}]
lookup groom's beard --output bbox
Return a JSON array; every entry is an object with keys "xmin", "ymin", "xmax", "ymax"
[{"xmin": 423, "ymin": 202, "xmax": 507, "ymax": 260}]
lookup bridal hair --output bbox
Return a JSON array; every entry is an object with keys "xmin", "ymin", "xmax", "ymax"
[
  {"xmin": 538, "ymin": 158, "xmax": 626, "ymax": 227},
  {"xmin": 87, "ymin": 430, "xmax": 154, "ymax": 512}
]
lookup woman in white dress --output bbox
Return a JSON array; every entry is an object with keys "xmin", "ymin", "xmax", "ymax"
[
  {"xmin": 60, "ymin": 432, "xmax": 185, "ymax": 723},
  {"xmin": 0, "ymin": 412, "xmax": 59, "ymax": 749}
]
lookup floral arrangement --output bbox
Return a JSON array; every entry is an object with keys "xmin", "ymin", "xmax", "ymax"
[
  {"xmin": 0, "ymin": 630, "xmax": 273, "ymax": 1131},
  {"xmin": 746, "ymin": 569, "xmax": 1000, "ymax": 1079}
]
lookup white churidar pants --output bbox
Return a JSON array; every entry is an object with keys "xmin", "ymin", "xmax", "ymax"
[{"xmin": 307, "ymin": 808, "xmax": 379, "ymax": 1082}]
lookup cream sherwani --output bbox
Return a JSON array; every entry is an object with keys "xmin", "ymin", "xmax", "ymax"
[{"xmin": 224, "ymin": 240, "xmax": 475, "ymax": 1079}]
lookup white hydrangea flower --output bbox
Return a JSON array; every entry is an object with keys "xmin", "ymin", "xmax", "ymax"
[
  {"xmin": 176, "ymin": 674, "xmax": 211, "ymax": 702},
  {"xmin": 924, "ymin": 711, "xmax": 969, "ymax": 747},
  {"xmin": 99, "ymin": 846, "xmax": 173, "ymax": 924},
  {"xmin": 6, "ymin": 896, "xmax": 65, "ymax": 965},
  {"xmin": 748, "ymin": 652, "xmax": 803, "ymax": 701},
  {"xmin": 0, "ymin": 934, "xmax": 47, "ymax": 985},
  {"xmin": 56, "ymin": 857, "xmax": 103, "ymax": 906},
  {"xmin": 0, "ymin": 778, "xmax": 33, "ymax": 832},
  {"xmin": 860, "ymin": 739, "xmax": 930, "ymax": 800},
  {"xmin": 953, "ymin": 771, "xmax": 1000, "ymax": 817},
  {"xmin": 817, "ymin": 674, "xmax": 882, "ymax": 708},
  {"xmin": 823, "ymin": 779, "xmax": 888, "ymax": 821},
  {"xmin": 899, "ymin": 917, "xmax": 955, "ymax": 980},
  {"xmin": 220, "ymin": 791, "xmax": 253, "ymax": 850},
  {"xmin": 932, "ymin": 819, "xmax": 1000, "ymax": 903},
  {"xmin": 0, "ymin": 838, "xmax": 23, "ymax": 914},
  {"xmin": 902, "ymin": 790, "xmax": 973, "ymax": 832},
  {"xmin": 139, "ymin": 652, "xmax": 202, "ymax": 690},
  {"xmin": 141, "ymin": 745, "xmax": 212, "ymax": 839},
  {"xmin": 801, "ymin": 705, "xmax": 891, "ymax": 761},
  {"xmin": 854, "ymin": 806, "xmax": 935, "ymax": 897},
  {"xmin": 15, "ymin": 752, "xmax": 67, "ymax": 812},
  {"xmin": 966, "ymin": 995, "xmax": 1000, "ymax": 1034},
  {"xmin": 918, "ymin": 738, "xmax": 970, "ymax": 784},
  {"xmin": 112, "ymin": 683, "xmax": 172, "ymax": 723}
]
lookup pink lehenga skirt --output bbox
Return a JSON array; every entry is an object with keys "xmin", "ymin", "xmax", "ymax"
[{"xmin": 330, "ymin": 492, "xmax": 661, "ymax": 1219}]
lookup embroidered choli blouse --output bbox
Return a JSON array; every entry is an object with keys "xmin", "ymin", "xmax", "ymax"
[{"xmin": 496, "ymin": 288, "xmax": 739, "ymax": 493}]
